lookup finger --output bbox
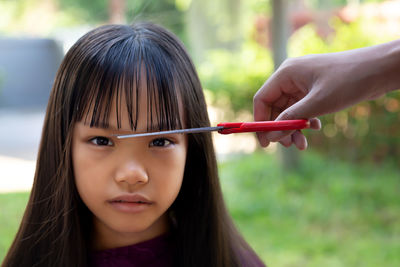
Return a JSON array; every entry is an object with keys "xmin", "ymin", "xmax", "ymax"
[
  {"xmin": 254, "ymin": 69, "xmax": 293, "ymax": 122},
  {"xmin": 276, "ymin": 94, "xmax": 317, "ymax": 121},
  {"xmin": 256, "ymin": 132, "xmax": 270, "ymax": 147},
  {"xmin": 292, "ymin": 130, "xmax": 308, "ymax": 150},
  {"xmin": 254, "ymin": 96, "xmax": 273, "ymax": 121},
  {"xmin": 264, "ymin": 129, "xmax": 294, "ymax": 143},
  {"xmin": 309, "ymin": 118, "xmax": 322, "ymax": 130},
  {"xmin": 273, "ymin": 94, "xmax": 290, "ymax": 109},
  {"xmin": 278, "ymin": 135, "xmax": 292, "ymax": 147},
  {"xmin": 271, "ymin": 106, "xmax": 283, "ymax": 121},
  {"xmin": 253, "ymin": 71, "xmax": 285, "ymax": 104},
  {"xmin": 286, "ymin": 96, "xmax": 298, "ymax": 108}
]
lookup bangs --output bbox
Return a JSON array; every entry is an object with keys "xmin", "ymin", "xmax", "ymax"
[{"xmin": 74, "ymin": 32, "xmax": 183, "ymax": 132}]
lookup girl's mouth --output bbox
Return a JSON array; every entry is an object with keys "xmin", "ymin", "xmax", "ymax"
[
  {"xmin": 112, "ymin": 200, "xmax": 147, "ymax": 204},
  {"xmin": 108, "ymin": 194, "xmax": 153, "ymax": 213}
]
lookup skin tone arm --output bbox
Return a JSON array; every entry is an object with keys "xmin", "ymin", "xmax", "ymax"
[{"xmin": 253, "ymin": 39, "xmax": 400, "ymax": 150}]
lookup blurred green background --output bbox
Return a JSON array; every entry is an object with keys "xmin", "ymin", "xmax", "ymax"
[{"xmin": 0, "ymin": 0, "xmax": 399, "ymax": 266}]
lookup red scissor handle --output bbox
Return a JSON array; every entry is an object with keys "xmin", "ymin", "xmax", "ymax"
[{"xmin": 217, "ymin": 119, "xmax": 309, "ymax": 134}]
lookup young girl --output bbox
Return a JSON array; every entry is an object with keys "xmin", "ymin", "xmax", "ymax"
[{"xmin": 3, "ymin": 23, "xmax": 265, "ymax": 267}]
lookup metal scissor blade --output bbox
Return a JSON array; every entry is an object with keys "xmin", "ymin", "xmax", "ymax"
[{"xmin": 115, "ymin": 126, "xmax": 225, "ymax": 139}]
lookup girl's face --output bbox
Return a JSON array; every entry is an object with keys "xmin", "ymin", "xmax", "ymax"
[{"xmin": 72, "ymin": 91, "xmax": 187, "ymax": 250}]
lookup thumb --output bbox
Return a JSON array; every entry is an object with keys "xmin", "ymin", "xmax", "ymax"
[{"xmin": 275, "ymin": 94, "xmax": 318, "ymax": 121}]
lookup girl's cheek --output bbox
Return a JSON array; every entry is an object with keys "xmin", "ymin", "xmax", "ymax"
[
  {"xmin": 151, "ymin": 150, "xmax": 185, "ymax": 167},
  {"xmin": 81, "ymin": 141, "xmax": 115, "ymax": 161}
]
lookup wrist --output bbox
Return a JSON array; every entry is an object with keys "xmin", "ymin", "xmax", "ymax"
[
  {"xmin": 367, "ymin": 39, "xmax": 400, "ymax": 97},
  {"xmin": 382, "ymin": 39, "xmax": 400, "ymax": 93}
]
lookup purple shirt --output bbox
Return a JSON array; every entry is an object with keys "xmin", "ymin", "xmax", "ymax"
[
  {"xmin": 89, "ymin": 234, "xmax": 266, "ymax": 267},
  {"xmin": 90, "ymin": 235, "xmax": 174, "ymax": 267}
]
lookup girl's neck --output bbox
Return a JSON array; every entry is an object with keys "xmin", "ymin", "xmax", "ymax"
[{"xmin": 91, "ymin": 213, "xmax": 170, "ymax": 251}]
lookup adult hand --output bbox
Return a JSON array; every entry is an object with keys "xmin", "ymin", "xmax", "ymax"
[{"xmin": 253, "ymin": 40, "xmax": 400, "ymax": 149}]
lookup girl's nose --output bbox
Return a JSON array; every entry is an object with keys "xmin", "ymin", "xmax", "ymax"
[{"xmin": 114, "ymin": 161, "xmax": 149, "ymax": 185}]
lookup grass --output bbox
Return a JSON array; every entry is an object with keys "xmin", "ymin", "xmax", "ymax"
[
  {"xmin": 1, "ymin": 150, "xmax": 399, "ymax": 266},
  {"xmin": 219, "ymin": 150, "xmax": 400, "ymax": 267},
  {"xmin": 0, "ymin": 192, "xmax": 29, "ymax": 262}
]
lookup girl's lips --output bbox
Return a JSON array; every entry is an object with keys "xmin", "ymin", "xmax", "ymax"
[
  {"xmin": 109, "ymin": 194, "xmax": 153, "ymax": 204},
  {"xmin": 108, "ymin": 194, "xmax": 153, "ymax": 213}
]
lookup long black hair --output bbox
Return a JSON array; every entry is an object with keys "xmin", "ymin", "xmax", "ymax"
[{"xmin": 2, "ymin": 23, "xmax": 264, "ymax": 267}]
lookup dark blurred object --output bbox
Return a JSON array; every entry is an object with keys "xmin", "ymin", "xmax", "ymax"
[
  {"xmin": 109, "ymin": 0, "xmax": 126, "ymax": 24},
  {"xmin": 0, "ymin": 38, "xmax": 63, "ymax": 109}
]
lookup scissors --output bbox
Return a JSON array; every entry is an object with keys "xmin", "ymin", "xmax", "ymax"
[{"xmin": 115, "ymin": 119, "xmax": 309, "ymax": 139}]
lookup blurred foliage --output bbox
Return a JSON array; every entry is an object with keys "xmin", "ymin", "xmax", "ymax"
[
  {"xmin": 288, "ymin": 18, "xmax": 400, "ymax": 163},
  {"xmin": 199, "ymin": 13, "xmax": 400, "ymax": 164},
  {"xmin": 0, "ymin": 0, "xmax": 185, "ymax": 39},
  {"xmin": 198, "ymin": 40, "xmax": 274, "ymax": 117},
  {"xmin": 0, "ymin": 192, "xmax": 29, "ymax": 262},
  {"xmin": 288, "ymin": 17, "xmax": 395, "ymax": 55},
  {"xmin": 220, "ymin": 151, "xmax": 400, "ymax": 266},
  {"xmin": 57, "ymin": 0, "xmax": 186, "ymax": 38},
  {"xmin": 306, "ymin": 0, "xmax": 386, "ymax": 8},
  {"xmin": 0, "ymin": 0, "xmax": 65, "ymax": 34}
]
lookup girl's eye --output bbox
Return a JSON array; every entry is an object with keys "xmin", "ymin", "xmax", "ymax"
[
  {"xmin": 150, "ymin": 138, "xmax": 173, "ymax": 147},
  {"xmin": 90, "ymin": 136, "xmax": 114, "ymax": 146}
]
